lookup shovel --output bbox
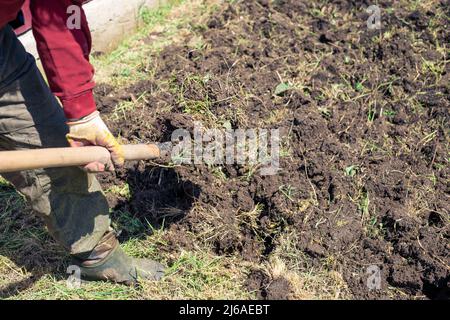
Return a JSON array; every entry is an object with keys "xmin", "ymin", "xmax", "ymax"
[{"xmin": 0, "ymin": 143, "xmax": 172, "ymax": 173}]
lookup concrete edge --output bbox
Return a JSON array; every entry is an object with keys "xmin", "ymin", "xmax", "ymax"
[{"xmin": 19, "ymin": 0, "xmax": 165, "ymax": 60}]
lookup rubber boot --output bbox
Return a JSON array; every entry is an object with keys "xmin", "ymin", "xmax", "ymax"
[{"xmin": 73, "ymin": 231, "xmax": 165, "ymax": 285}]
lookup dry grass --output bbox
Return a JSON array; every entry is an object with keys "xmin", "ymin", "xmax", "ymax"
[{"xmin": 266, "ymin": 230, "xmax": 351, "ymax": 300}]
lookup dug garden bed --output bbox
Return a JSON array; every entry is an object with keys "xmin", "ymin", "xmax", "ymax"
[{"xmin": 95, "ymin": 0, "xmax": 449, "ymax": 299}]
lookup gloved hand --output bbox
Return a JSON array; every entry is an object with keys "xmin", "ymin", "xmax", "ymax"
[{"xmin": 66, "ymin": 111, "xmax": 125, "ymax": 172}]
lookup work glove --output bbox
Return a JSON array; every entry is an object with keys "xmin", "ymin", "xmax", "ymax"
[{"xmin": 66, "ymin": 111, "xmax": 125, "ymax": 173}]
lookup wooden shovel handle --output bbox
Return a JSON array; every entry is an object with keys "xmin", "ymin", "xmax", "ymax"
[{"xmin": 0, "ymin": 144, "xmax": 161, "ymax": 173}]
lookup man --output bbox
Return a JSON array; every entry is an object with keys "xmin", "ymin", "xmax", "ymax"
[{"xmin": 0, "ymin": 0, "xmax": 164, "ymax": 285}]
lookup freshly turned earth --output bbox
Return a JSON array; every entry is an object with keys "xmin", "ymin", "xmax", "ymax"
[{"xmin": 95, "ymin": 0, "xmax": 449, "ymax": 299}]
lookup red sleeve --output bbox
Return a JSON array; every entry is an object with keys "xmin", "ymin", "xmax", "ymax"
[
  {"xmin": 30, "ymin": 0, "xmax": 96, "ymax": 119},
  {"xmin": 0, "ymin": 1, "xmax": 25, "ymax": 29}
]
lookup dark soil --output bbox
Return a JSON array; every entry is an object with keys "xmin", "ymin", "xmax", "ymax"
[{"xmin": 95, "ymin": 0, "xmax": 449, "ymax": 299}]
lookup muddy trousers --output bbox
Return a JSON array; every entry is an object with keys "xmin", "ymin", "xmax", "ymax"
[{"xmin": 0, "ymin": 25, "xmax": 111, "ymax": 259}]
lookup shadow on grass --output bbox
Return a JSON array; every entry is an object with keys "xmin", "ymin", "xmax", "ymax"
[
  {"xmin": 0, "ymin": 181, "xmax": 68, "ymax": 298},
  {"xmin": 108, "ymin": 165, "xmax": 201, "ymax": 241},
  {"xmin": 0, "ymin": 165, "xmax": 200, "ymax": 298}
]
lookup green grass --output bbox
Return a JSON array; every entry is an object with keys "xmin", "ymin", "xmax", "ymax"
[
  {"xmin": 92, "ymin": 0, "xmax": 186, "ymax": 86},
  {"xmin": 6, "ymin": 249, "xmax": 251, "ymax": 300},
  {"xmin": 0, "ymin": 176, "xmax": 252, "ymax": 299},
  {"xmin": 105, "ymin": 183, "xmax": 132, "ymax": 200},
  {"xmin": 92, "ymin": 0, "xmax": 216, "ymax": 89}
]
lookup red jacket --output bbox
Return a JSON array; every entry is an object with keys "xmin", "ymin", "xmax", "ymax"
[{"xmin": 1, "ymin": 0, "xmax": 96, "ymax": 119}]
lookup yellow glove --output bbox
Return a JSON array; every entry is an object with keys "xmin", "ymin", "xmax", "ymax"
[{"xmin": 66, "ymin": 111, "xmax": 125, "ymax": 172}]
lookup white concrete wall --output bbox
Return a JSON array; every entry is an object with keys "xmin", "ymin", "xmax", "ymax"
[{"xmin": 19, "ymin": 0, "xmax": 163, "ymax": 59}]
